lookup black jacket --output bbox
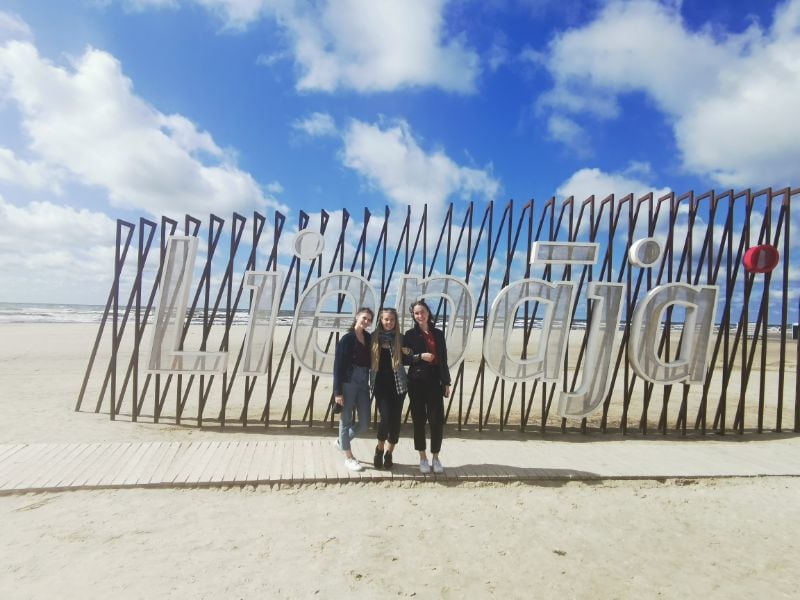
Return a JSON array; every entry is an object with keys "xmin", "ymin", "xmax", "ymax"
[
  {"xmin": 402, "ymin": 325, "xmax": 451, "ymax": 386},
  {"xmin": 332, "ymin": 330, "xmax": 372, "ymax": 395}
]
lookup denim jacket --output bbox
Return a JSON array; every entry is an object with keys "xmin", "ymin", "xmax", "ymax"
[{"xmin": 332, "ymin": 330, "xmax": 372, "ymax": 396}]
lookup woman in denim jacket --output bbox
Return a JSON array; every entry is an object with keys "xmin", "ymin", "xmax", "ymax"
[
  {"xmin": 369, "ymin": 307, "xmax": 408, "ymax": 469},
  {"xmin": 332, "ymin": 307, "xmax": 374, "ymax": 472}
]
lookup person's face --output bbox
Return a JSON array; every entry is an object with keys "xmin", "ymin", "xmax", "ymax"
[
  {"xmin": 355, "ymin": 311, "xmax": 373, "ymax": 331},
  {"xmin": 380, "ymin": 311, "xmax": 396, "ymax": 332},
  {"xmin": 413, "ymin": 305, "xmax": 429, "ymax": 326}
]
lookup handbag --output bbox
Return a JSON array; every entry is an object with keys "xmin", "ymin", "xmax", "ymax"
[{"xmin": 407, "ymin": 362, "xmax": 429, "ymax": 381}]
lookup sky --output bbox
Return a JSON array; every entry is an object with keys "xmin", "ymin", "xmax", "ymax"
[{"xmin": 0, "ymin": 0, "xmax": 798, "ymax": 305}]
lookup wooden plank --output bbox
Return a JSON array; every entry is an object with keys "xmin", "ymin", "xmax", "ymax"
[
  {"xmin": 0, "ymin": 443, "xmax": 27, "ymax": 463},
  {"xmin": 313, "ymin": 440, "xmax": 331, "ymax": 482},
  {"xmin": 3, "ymin": 444, "xmax": 64, "ymax": 490},
  {"xmin": 70, "ymin": 443, "xmax": 118, "ymax": 488},
  {"xmin": 250, "ymin": 441, "xmax": 275, "ymax": 485},
  {"xmin": 137, "ymin": 441, "xmax": 171, "ymax": 485},
  {"xmin": 280, "ymin": 440, "xmax": 294, "ymax": 483},
  {"xmin": 234, "ymin": 441, "xmax": 259, "ymax": 485},
  {"xmin": 98, "ymin": 443, "xmax": 141, "ymax": 487},
  {"xmin": 304, "ymin": 440, "xmax": 319, "ymax": 483},
  {"xmin": 209, "ymin": 442, "xmax": 238, "ymax": 483},
  {"xmin": 0, "ymin": 444, "xmax": 41, "ymax": 488},
  {"xmin": 182, "ymin": 441, "xmax": 217, "ymax": 485},
  {"xmin": 34, "ymin": 443, "xmax": 94, "ymax": 489},
  {"xmin": 110, "ymin": 442, "xmax": 155, "ymax": 486},
  {"xmin": 201, "ymin": 441, "xmax": 227, "ymax": 484},
  {"xmin": 194, "ymin": 441, "xmax": 223, "ymax": 483},
  {"xmin": 181, "ymin": 441, "xmax": 216, "ymax": 484},
  {"xmin": 160, "ymin": 442, "xmax": 198, "ymax": 485},
  {"xmin": 50, "ymin": 443, "xmax": 104, "ymax": 489},
  {"xmin": 268, "ymin": 441, "xmax": 285, "ymax": 483},
  {"xmin": 321, "ymin": 439, "xmax": 343, "ymax": 483},
  {"xmin": 221, "ymin": 441, "xmax": 251, "ymax": 485},
  {"xmin": 148, "ymin": 442, "xmax": 184, "ymax": 485},
  {"xmin": 121, "ymin": 442, "xmax": 168, "ymax": 486},
  {"xmin": 83, "ymin": 442, "xmax": 133, "ymax": 487}
]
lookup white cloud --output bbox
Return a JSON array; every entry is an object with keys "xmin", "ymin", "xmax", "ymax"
[
  {"xmin": 0, "ymin": 40, "xmax": 286, "ymax": 217},
  {"xmin": 193, "ymin": 0, "xmax": 270, "ymax": 29},
  {"xmin": 546, "ymin": 114, "xmax": 588, "ymax": 154},
  {"xmin": 174, "ymin": 0, "xmax": 480, "ymax": 92},
  {"xmin": 340, "ymin": 118, "xmax": 500, "ymax": 224},
  {"xmin": 541, "ymin": 0, "xmax": 800, "ymax": 187},
  {"xmin": 0, "ymin": 195, "xmax": 116, "ymax": 303},
  {"xmin": 0, "ymin": 147, "xmax": 64, "ymax": 193},
  {"xmin": 284, "ymin": 0, "xmax": 480, "ymax": 93},
  {"xmin": 0, "ymin": 11, "xmax": 32, "ymax": 42},
  {"xmin": 292, "ymin": 112, "xmax": 338, "ymax": 137},
  {"xmin": 556, "ymin": 162, "xmax": 670, "ymax": 201}
]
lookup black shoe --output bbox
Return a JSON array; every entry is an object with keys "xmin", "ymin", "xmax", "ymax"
[
  {"xmin": 373, "ymin": 447, "xmax": 384, "ymax": 469},
  {"xmin": 383, "ymin": 452, "xmax": 393, "ymax": 469}
]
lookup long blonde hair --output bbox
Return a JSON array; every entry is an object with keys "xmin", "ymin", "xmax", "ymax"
[{"xmin": 371, "ymin": 308, "xmax": 403, "ymax": 371}]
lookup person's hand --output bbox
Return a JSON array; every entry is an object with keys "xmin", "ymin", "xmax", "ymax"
[
  {"xmin": 421, "ymin": 352, "xmax": 434, "ymax": 363},
  {"xmin": 443, "ymin": 385, "xmax": 451, "ymax": 398},
  {"xmin": 335, "ymin": 395, "xmax": 344, "ymax": 406}
]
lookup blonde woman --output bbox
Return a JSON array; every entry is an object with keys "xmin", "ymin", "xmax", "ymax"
[{"xmin": 370, "ymin": 308, "xmax": 407, "ymax": 469}]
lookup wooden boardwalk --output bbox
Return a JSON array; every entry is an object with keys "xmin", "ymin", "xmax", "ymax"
[{"xmin": 1, "ymin": 436, "xmax": 799, "ymax": 494}]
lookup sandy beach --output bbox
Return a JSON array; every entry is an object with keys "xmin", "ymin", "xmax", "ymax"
[{"xmin": 2, "ymin": 322, "xmax": 800, "ymax": 598}]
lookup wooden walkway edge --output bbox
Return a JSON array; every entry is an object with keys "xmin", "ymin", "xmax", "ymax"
[{"xmin": 1, "ymin": 436, "xmax": 799, "ymax": 494}]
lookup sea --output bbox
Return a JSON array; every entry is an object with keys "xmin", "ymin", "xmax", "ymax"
[
  {"xmin": 0, "ymin": 302, "xmax": 788, "ymax": 336},
  {"xmin": 0, "ymin": 302, "xmax": 251, "ymax": 325}
]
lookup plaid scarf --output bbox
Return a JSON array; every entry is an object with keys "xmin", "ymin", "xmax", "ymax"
[{"xmin": 379, "ymin": 331, "xmax": 407, "ymax": 395}]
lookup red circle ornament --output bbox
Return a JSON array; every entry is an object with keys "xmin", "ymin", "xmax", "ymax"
[{"xmin": 742, "ymin": 244, "xmax": 780, "ymax": 273}]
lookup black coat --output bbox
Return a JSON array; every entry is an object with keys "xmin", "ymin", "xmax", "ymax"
[{"xmin": 402, "ymin": 325, "xmax": 451, "ymax": 386}]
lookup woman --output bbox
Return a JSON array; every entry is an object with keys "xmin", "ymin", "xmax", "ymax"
[
  {"xmin": 332, "ymin": 307, "xmax": 374, "ymax": 471},
  {"xmin": 403, "ymin": 299, "xmax": 451, "ymax": 474},
  {"xmin": 370, "ymin": 308, "xmax": 407, "ymax": 469}
]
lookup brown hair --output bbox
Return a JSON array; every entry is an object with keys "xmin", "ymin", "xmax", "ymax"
[
  {"xmin": 410, "ymin": 299, "xmax": 435, "ymax": 329},
  {"xmin": 348, "ymin": 307, "xmax": 374, "ymax": 332}
]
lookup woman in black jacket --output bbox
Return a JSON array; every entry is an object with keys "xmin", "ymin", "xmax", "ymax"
[
  {"xmin": 332, "ymin": 307, "xmax": 374, "ymax": 472},
  {"xmin": 370, "ymin": 307, "xmax": 408, "ymax": 470},
  {"xmin": 403, "ymin": 299, "xmax": 451, "ymax": 474}
]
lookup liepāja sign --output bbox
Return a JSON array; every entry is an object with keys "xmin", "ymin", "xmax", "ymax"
[
  {"xmin": 78, "ymin": 191, "xmax": 798, "ymax": 434},
  {"xmin": 147, "ymin": 233, "xmax": 724, "ymax": 419}
]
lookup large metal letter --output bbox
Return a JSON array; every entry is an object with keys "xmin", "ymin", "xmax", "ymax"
[
  {"xmin": 147, "ymin": 236, "xmax": 228, "ymax": 373},
  {"xmin": 291, "ymin": 273, "xmax": 376, "ymax": 375},
  {"xmin": 483, "ymin": 279, "xmax": 576, "ymax": 382},
  {"xmin": 628, "ymin": 283, "xmax": 718, "ymax": 384},
  {"xmin": 557, "ymin": 282, "xmax": 624, "ymax": 417},
  {"xmin": 396, "ymin": 275, "xmax": 474, "ymax": 369},
  {"xmin": 241, "ymin": 271, "xmax": 285, "ymax": 376}
]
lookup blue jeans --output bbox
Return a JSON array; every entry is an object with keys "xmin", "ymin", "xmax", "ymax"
[{"xmin": 339, "ymin": 366, "xmax": 371, "ymax": 452}]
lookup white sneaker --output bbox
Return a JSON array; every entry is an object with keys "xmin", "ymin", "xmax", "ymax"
[
  {"xmin": 419, "ymin": 458, "xmax": 431, "ymax": 474},
  {"xmin": 432, "ymin": 457, "xmax": 444, "ymax": 474},
  {"xmin": 344, "ymin": 457, "xmax": 363, "ymax": 472}
]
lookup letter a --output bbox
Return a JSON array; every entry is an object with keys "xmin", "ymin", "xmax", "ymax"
[{"xmin": 628, "ymin": 283, "xmax": 718, "ymax": 384}]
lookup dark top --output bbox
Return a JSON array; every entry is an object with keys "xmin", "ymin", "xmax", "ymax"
[
  {"xmin": 332, "ymin": 330, "xmax": 372, "ymax": 395},
  {"xmin": 402, "ymin": 325, "xmax": 451, "ymax": 386}
]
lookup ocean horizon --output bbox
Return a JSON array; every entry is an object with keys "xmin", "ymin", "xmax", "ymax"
[{"xmin": 0, "ymin": 302, "xmax": 791, "ymax": 337}]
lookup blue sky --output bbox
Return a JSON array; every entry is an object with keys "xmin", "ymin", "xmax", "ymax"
[{"xmin": 0, "ymin": 0, "xmax": 797, "ymax": 304}]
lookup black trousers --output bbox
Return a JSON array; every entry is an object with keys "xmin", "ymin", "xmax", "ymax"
[
  {"xmin": 375, "ymin": 375, "xmax": 404, "ymax": 445},
  {"xmin": 407, "ymin": 377, "xmax": 444, "ymax": 454}
]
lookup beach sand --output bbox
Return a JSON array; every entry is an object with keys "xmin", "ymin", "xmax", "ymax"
[{"xmin": 2, "ymin": 323, "xmax": 800, "ymax": 598}]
